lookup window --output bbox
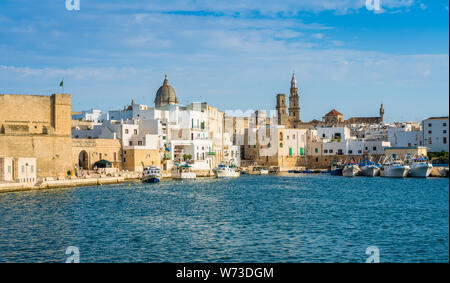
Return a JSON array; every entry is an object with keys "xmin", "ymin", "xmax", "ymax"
[
  {"xmin": 30, "ymin": 165, "xmax": 34, "ymax": 173},
  {"xmin": 125, "ymin": 129, "xmax": 129, "ymax": 134},
  {"xmin": 348, "ymin": 150, "xmax": 353, "ymax": 154},
  {"xmin": 300, "ymin": 147, "xmax": 303, "ymax": 155},
  {"xmin": 428, "ymin": 137, "xmax": 432, "ymax": 144},
  {"xmin": 428, "ymin": 123, "xmax": 432, "ymax": 127},
  {"xmin": 428, "ymin": 130, "xmax": 432, "ymax": 134},
  {"xmin": 337, "ymin": 149, "xmax": 343, "ymax": 155},
  {"xmin": 134, "ymin": 129, "xmax": 137, "ymax": 135},
  {"xmin": 444, "ymin": 130, "xmax": 447, "ymax": 134},
  {"xmin": 129, "ymin": 141, "xmax": 132, "ymax": 146},
  {"xmin": 324, "ymin": 149, "xmax": 328, "ymax": 153},
  {"xmin": 365, "ymin": 147, "xmax": 368, "ymax": 150},
  {"xmin": 7, "ymin": 166, "xmax": 11, "ymax": 173},
  {"xmin": 408, "ymin": 143, "xmax": 411, "ymax": 147},
  {"xmin": 358, "ymin": 150, "xmax": 362, "ymax": 154},
  {"xmin": 444, "ymin": 137, "xmax": 447, "ymax": 144},
  {"xmin": 138, "ymin": 141, "xmax": 142, "ymax": 146},
  {"xmin": 373, "ymin": 146, "xmax": 377, "ymax": 151},
  {"xmin": 21, "ymin": 166, "xmax": 25, "ymax": 173},
  {"xmin": 123, "ymin": 158, "xmax": 126, "ymax": 162},
  {"xmin": 329, "ymin": 149, "xmax": 333, "ymax": 154},
  {"xmin": 99, "ymin": 153, "xmax": 102, "ymax": 159},
  {"xmin": 114, "ymin": 153, "xmax": 117, "ymax": 162},
  {"xmin": 443, "ymin": 123, "xmax": 447, "ymax": 127},
  {"xmin": 280, "ymin": 143, "xmax": 283, "ymax": 147},
  {"xmin": 322, "ymin": 133, "xmax": 326, "ymax": 138},
  {"xmin": 287, "ymin": 135, "xmax": 289, "ymax": 140},
  {"xmin": 315, "ymin": 148, "xmax": 318, "ymax": 153}
]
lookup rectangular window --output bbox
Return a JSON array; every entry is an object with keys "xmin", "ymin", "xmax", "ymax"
[
  {"xmin": 443, "ymin": 123, "xmax": 447, "ymax": 127},
  {"xmin": 373, "ymin": 146, "xmax": 377, "ymax": 151},
  {"xmin": 138, "ymin": 141, "xmax": 142, "ymax": 146},
  {"xmin": 123, "ymin": 158, "xmax": 126, "ymax": 162},
  {"xmin": 329, "ymin": 149, "xmax": 333, "ymax": 153},
  {"xmin": 300, "ymin": 147, "xmax": 303, "ymax": 156},
  {"xmin": 134, "ymin": 129, "xmax": 138, "ymax": 135},
  {"xmin": 289, "ymin": 147, "xmax": 292, "ymax": 156},
  {"xmin": 444, "ymin": 130, "xmax": 447, "ymax": 134},
  {"xmin": 444, "ymin": 137, "xmax": 447, "ymax": 144},
  {"xmin": 315, "ymin": 148, "xmax": 318, "ymax": 153},
  {"xmin": 7, "ymin": 166, "xmax": 11, "ymax": 173},
  {"xmin": 428, "ymin": 130, "xmax": 432, "ymax": 134},
  {"xmin": 21, "ymin": 166, "xmax": 25, "ymax": 173},
  {"xmin": 428, "ymin": 137, "xmax": 432, "ymax": 144},
  {"xmin": 30, "ymin": 165, "xmax": 34, "ymax": 173},
  {"xmin": 125, "ymin": 129, "xmax": 129, "ymax": 134},
  {"xmin": 99, "ymin": 153, "xmax": 102, "ymax": 159},
  {"xmin": 324, "ymin": 149, "xmax": 328, "ymax": 153},
  {"xmin": 129, "ymin": 141, "xmax": 132, "ymax": 146},
  {"xmin": 348, "ymin": 150, "xmax": 353, "ymax": 154},
  {"xmin": 358, "ymin": 150, "xmax": 362, "ymax": 154},
  {"xmin": 428, "ymin": 123, "xmax": 432, "ymax": 127}
]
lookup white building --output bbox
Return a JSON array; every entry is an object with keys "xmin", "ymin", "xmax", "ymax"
[
  {"xmin": 72, "ymin": 109, "xmax": 103, "ymax": 123},
  {"xmin": 316, "ymin": 126, "xmax": 351, "ymax": 142},
  {"xmin": 422, "ymin": 117, "xmax": 449, "ymax": 152}
]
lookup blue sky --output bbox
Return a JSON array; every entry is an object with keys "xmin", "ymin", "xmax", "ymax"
[{"xmin": 0, "ymin": 0, "xmax": 448, "ymax": 122}]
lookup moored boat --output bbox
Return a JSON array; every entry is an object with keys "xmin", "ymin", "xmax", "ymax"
[
  {"xmin": 330, "ymin": 160, "xmax": 343, "ymax": 176},
  {"xmin": 342, "ymin": 162, "xmax": 361, "ymax": 177},
  {"xmin": 141, "ymin": 166, "xmax": 162, "ymax": 183},
  {"xmin": 380, "ymin": 159, "xmax": 410, "ymax": 178},
  {"xmin": 359, "ymin": 159, "xmax": 381, "ymax": 177},
  {"xmin": 213, "ymin": 164, "xmax": 240, "ymax": 178},
  {"xmin": 405, "ymin": 155, "xmax": 432, "ymax": 178}
]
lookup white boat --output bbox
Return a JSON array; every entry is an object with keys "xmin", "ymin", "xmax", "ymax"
[
  {"xmin": 381, "ymin": 159, "xmax": 410, "ymax": 178},
  {"xmin": 141, "ymin": 166, "xmax": 162, "ymax": 183},
  {"xmin": 171, "ymin": 164, "xmax": 196, "ymax": 179},
  {"xmin": 213, "ymin": 164, "xmax": 240, "ymax": 178},
  {"xmin": 250, "ymin": 166, "xmax": 269, "ymax": 175},
  {"xmin": 359, "ymin": 159, "xmax": 381, "ymax": 177},
  {"xmin": 405, "ymin": 156, "xmax": 432, "ymax": 178},
  {"xmin": 342, "ymin": 162, "xmax": 361, "ymax": 177}
]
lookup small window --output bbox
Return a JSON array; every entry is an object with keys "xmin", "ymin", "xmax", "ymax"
[
  {"xmin": 443, "ymin": 123, "xmax": 446, "ymax": 127},
  {"xmin": 134, "ymin": 129, "xmax": 138, "ymax": 135},
  {"xmin": 428, "ymin": 130, "xmax": 432, "ymax": 134},
  {"xmin": 373, "ymin": 146, "xmax": 377, "ymax": 151},
  {"xmin": 30, "ymin": 165, "xmax": 34, "ymax": 173},
  {"xmin": 444, "ymin": 137, "xmax": 447, "ymax": 144},
  {"xmin": 125, "ymin": 129, "xmax": 129, "ymax": 134},
  {"xmin": 123, "ymin": 158, "xmax": 126, "ymax": 162},
  {"xmin": 358, "ymin": 150, "xmax": 362, "ymax": 154},
  {"xmin": 444, "ymin": 130, "xmax": 447, "ymax": 134},
  {"xmin": 315, "ymin": 148, "xmax": 318, "ymax": 153},
  {"xmin": 138, "ymin": 141, "xmax": 142, "ymax": 146},
  {"xmin": 7, "ymin": 166, "xmax": 11, "ymax": 173},
  {"xmin": 428, "ymin": 137, "xmax": 432, "ymax": 144},
  {"xmin": 324, "ymin": 149, "xmax": 328, "ymax": 153},
  {"xmin": 329, "ymin": 149, "xmax": 333, "ymax": 153},
  {"xmin": 21, "ymin": 166, "xmax": 25, "ymax": 173},
  {"xmin": 428, "ymin": 123, "xmax": 432, "ymax": 127},
  {"xmin": 348, "ymin": 150, "xmax": 353, "ymax": 154},
  {"xmin": 129, "ymin": 141, "xmax": 132, "ymax": 146}
]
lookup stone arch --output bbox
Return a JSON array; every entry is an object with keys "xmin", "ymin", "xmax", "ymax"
[{"xmin": 78, "ymin": 150, "xmax": 89, "ymax": 170}]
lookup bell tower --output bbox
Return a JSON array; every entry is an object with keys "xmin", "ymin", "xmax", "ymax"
[
  {"xmin": 288, "ymin": 72, "xmax": 300, "ymax": 122},
  {"xmin": 276, "ymin": 94, "xmax": 288, "ymax": 126}
]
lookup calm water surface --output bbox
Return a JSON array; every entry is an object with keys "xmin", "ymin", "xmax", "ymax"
[{"xmin": 0, "ymin": 175, "xmax": 448, "ymax": 262}]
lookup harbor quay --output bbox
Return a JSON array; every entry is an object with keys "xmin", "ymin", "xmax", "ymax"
[{"xmin": 0, "ymin": 74, "xmax": 449, "ymax": 191}]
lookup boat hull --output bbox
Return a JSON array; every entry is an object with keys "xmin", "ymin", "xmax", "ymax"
[
  {"xmin": 142, "ymin": 176, "xmax": 161, "ymax": 183},
  {"xmin": 214, "ymin": 170, "xmax": 240, "ymax": 178},
  {"xmin": 330, "ymin": 168, "xmax": 343, "ymax": 176},
  {"xmin": 361, "ymin": 165, "xmax": 380, "ymax": 177},
  {"xmin": 381, "ymin": 165, "xmax": 410, "ymax": 178},
  {"xmin": 342, "ymin": 165, "xmax": 361, "ymax": 177},
  {"xmin": 408, "ymin": 164, "xmax": 432, "ymax": 178}
]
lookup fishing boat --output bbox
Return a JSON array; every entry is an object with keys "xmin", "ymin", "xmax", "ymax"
[
  {"xmin": 359, "ymin": 159, "xmax": 381, "ymax": 177},
  {"xmin": 171, "ymin": 164, "xmax": 196, "ymax": 179},
  {"xmin": 213, "ymin": 164, "xmax": 240, "ymax": 178},
  {"xmin": 250, "ymin": 166, "xmax": 269, "ymax": 175},
  {"xmin": 342, "ymin": 162, "xmax": 361, "ymax": 177},
  {"xmin": 405, "ymin": 155, "xmax": 433, "ymax": 178},
  {"xmin": 330, "ymin": 160, "xmax": 343, "ymax": 176},
  {"xmin": 141, "ymin": 166, "xmax": 162, "ymax": 183},
  {"xmin": 380, "ymin": 158, "xmax": 410, "ymax": 178}
]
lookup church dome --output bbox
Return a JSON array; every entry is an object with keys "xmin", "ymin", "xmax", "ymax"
[{"xmin": 154, "ymin": 74, "xmax": 178, "ymax": 108}]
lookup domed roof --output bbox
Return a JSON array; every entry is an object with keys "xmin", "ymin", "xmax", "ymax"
[{"xmin": 154, "ymin": 74, "xmax": 178, "ymax": 108}]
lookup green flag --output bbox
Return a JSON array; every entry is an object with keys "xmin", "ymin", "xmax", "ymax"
[{"xmin": 59, "ymin": 79, "xmax": 64, "ymax": 87}]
